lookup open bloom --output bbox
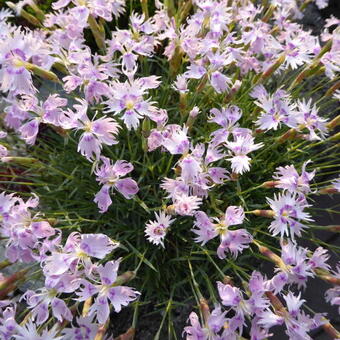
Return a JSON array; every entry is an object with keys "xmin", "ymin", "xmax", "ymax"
[
  {"xmin": 267, "ymin": 193, "xmax": 313, "ymax": 240},
  {"xmin": 145, "ymin": 211, "xmax": 175, "ymax": 247},
  {"xmin": 273, "ymin": 160, "xmax": 315, "ymax": 195},
  {"xmin": 251, "ymin": 85, "xmax": 297, "ymax": 131},
  {"xmin": 42, "ymin": 232, "xmax": 118, "ymax": 285},
  {"xmin": 226, "ymin": 134, "xmax": 263, "ymax": 174},
  {"xmin": 94, "ymin": 157, "xmax": 139, "ymax": 213},
  {"xmin": 105, "ymin": 79, "xmax": 158, "ymax": 130},
  {"xmin": 76, "ymin": 260, "xmax": 140, "ymax": 324},
  {"xmin": 68, "ymin": 100, "xmax": 120, "ymax": 161},
  {"xmin": 296, "ymin": 99, "xmax": 328, "ymax": 140},
  {"xmin": 208, "ymin": 105, "xmax": 242, "ymax": 146},
  {"xmin": 22, "ymin": 288, "xmax": 73, "ymax": 325},
  {"xmin": 0, "ymin": 29, "xmax": 54, "ymax": 95},
  {"xmin": 62, "ymin": 316, "xmax": 99, "ymax": 340},
  {"xmin": 192, "ymin": 206, "xmax": 252, "ymax": 259},
  {"xmin": 258, "ymin": 292, "xmax": 322, "ymax": 339},
  {"xmin": 267, "ymin": 241, "xmax": 330, "ymax": 292}
]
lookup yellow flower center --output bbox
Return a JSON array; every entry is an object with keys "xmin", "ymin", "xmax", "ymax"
[
  {"xmin": 84, "ymin": 121, "xmax": 92, "ymax": 132},
  {"xmin": 125, "ymin": 100, "xmax": 135, "ymax": 110}
]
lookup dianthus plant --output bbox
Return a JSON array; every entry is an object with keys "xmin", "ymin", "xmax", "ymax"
[{"xmin": 0, "ymin": 0, "xmax": 339, "ymax": 339}]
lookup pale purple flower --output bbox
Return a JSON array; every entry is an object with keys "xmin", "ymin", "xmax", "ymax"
[
  {"xmin": 179, "ymin": 155, "xmax": 202, "ymax": 184},
  {"xmin": 161, "ymin": 125, "xmax": 190, "ymax": 155},
  {"xmin": 192, "ymin": 206, "xmax": 252, "ymax": 259},
  {"xmin": 18, "ymin": 118, "xmax": 40, "ymax": 145},
  {"xmin": 226, "ymin": 134, "xmax": 263, "ymax": 174},
  {"xmin": 315, "ymin": 0, "xmax": 329, "ymax": 9},
  {"xmin": 183, "ymin": 312, "xmax": 208, "ymax": 340},
  {"xmin": 251, "ymin": 86, "xmax": 297, "ymax": 131},
  {"xmin": 325, "ymin": 264, "xmax": 340, "ymax": 313},
  {"xmin": 265, "ymin": 292, "xmax": 316, "ymax": 339},
  {"xmin": 309, "ymin": 247, "xmax": 330, "ymax": 271},
  {"xmin": 192, "ymin": 211, "xmax": 217, "ymax": 245},
  {"xmin": 14, "ymin": 320, "xmax": 62, "ymax": 340},
  {"xmin": 76, "ymin": 260, "xmax": 140, "ymax": 324},
  {"xmin": 173, "ymin": 75, "xmax": 188, "ymax": 94},
  {"xmin": 145, "ymin": 211, "xmax": 175, "ymax": 247},
  {"xmin": 69, "ymin": 100, "xmax": 120, "ymax": 161},
  {"xmin": 210, "ymin": 71, "xmax": 232, "ymax": 93},
  {"xmin": 296, "ymin": 99, "xmax": 328, "ymax": 140},
  {"xmin": 217, "ymin": 281, "xmax": 251, "ymax": 334},
  {"xmin": 43, "ymin": 232, "xmax": 118, "ymax": 279},
  {"xmin": 273, "ymin": 160, "xmax": 315, "ymax": 195},
  {"xmin": 22, "ymin": 288, "xmax": 73, "ymax": 325},
  {"xmin": 207, "ymin": 305, "xmax": 227, "ymax": 334},
  {"xmin": 267, "ymin": 193, "xmax": 313, "ymax": 240},
  {"xmin": 62, "ymin": 316, "xmax": 99, "ymax": 340},
  {"xmin": 0, "ymin": 304, "xmax": 17, "ymax": 340},
  {"xmin": 209, "ymin": 105, "xmax": 242, "ymax": 146},
  {"xmin": 0, "ymin": 29, "xmax": 55, "ymax": 95},
  {"xmin": 53, "ymin": 0, "xmax": 125, "ymax": 20},
  {"xmin": 217, "ymin": 282, "xmax": 244, "ymax": 308},
  {"xmin": 94, "ymin": 157, "xmax": 139, "ymax": 212},
  {"xmin": 0, "ymin": 194, "xmax": 56, "ymax": 263},
  {"xmin": 217, "ymin": 229, "xmax": 253, "ymax": 259},
  {"xmin": 105, "ymin": 79, "xmax": 156, "ymax": 130}
]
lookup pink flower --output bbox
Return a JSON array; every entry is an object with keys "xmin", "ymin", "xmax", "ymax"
[
  {"xmin": 267, "ymin": 193, "xmax": 313, "ymax": 240},
  {"xmin": 192, "ymin": 206, "xmax": 252, "ymax": 259},
  {"xmin": 145, "ymin": 211, "xmax": 175, "ymax": 247},
  {"xmin": 273, "ymin": 160, "xmax": 315, "ymax": 195},
  {"xmin": 22, "ymin": 288, "xmax": 73, "ymax": 325},
  {"xmin": 94, "ymin": 157, "xmax": 139, "ymax": 212},
  {"xmin": 296, "ymin": 99, "xmax": 328, "ymax": 140},
  {"xmin": 226, "ymin": 134, "xmax": 263, "ymax": 174},
  {"xmin": 76, "ymin": 260, "xmax": 140, "ymax": 324},
  {"xmin": 62, "ymin": 316, "xmax": 99, "ymax": 340},
  {"xmin": 251, "ymin": 86, "xmax": 297, "ymax": 131},
  {"xmin": 105, "ymin": 79, "xmax": 155, "ymax": 130},
  {"xmin": 70, "ymin": 100, "xmax": 120, "ymax": 161},
  {"xmin": 173, "ymin": 194, "xmax": 202, "ymax": 216}
]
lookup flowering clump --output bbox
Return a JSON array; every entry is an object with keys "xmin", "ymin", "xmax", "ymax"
[{"xmin": 0, "ymin": 0, "xmax": 339, "ymax": 338}]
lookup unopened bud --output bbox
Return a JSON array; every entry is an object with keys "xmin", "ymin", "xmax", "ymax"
[
  {"xmin": 1, "ymin": 156, "xmax": 39, "ymax": 165},
  {"xmin": 318, "ymin": 186, "xmax": 338, "ymax": 194},
  {"xmin": 262, "ymin": 181, "xmax": 278, "ymax": 188},
  {"xmin": 186, "ymin": 106, "xmax": 200, "ymax": 129},
  {"xmin": 165, "ymin": 205, "xmax": 176, "ymax": 215},
  {"xmin": 251, "ymin": 209, "xmax": 275, "ymax": 218},
  {"xmin": 82, "ymin": 297, "xmax": 92, "ymax": 317},
  {"xmin": 325, "ymin": 81, "xmax": 340, "ymax": 97},
  {"xmin": 277, "ymin": 128, "xmax": 297, "ymax": 143},
  {"xmin": 179, "ymin": 93, "xmax": 187, "ymax": 116},
  {"xmin": 88, "ymin": 15, "xmax": 106, "ymax": 51},
  {"xmin": 328, "ymin": 131, "xmax": 340, "ymax": 141},
  {"xmin": 113, "ymin": 271, "xmax": 136, "ymax": 286},
  {"xmin": 230, "ymin": 172, "xmax": 239, "ymax": 181},
  {"xmin": 24, "ymin": 62, "xmax": 60, "ymax": 82}
]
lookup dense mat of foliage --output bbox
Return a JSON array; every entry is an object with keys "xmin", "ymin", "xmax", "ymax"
[{"xmin": 0, "ymin": 0, "xmax": 339, "ymax": 339}]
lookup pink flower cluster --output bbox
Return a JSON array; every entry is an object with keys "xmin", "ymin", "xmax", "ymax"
[{"xmin": 0, "ymin": 192, "xmax": 139, "ymax": 337}]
